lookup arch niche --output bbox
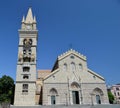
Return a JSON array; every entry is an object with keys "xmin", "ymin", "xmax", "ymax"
[
  {"xmin": 71, "ymin": 82, "xmax": 80, "ymax": 104},
  {"xmin": 49, "ymin": 88, "xmax": 58, "ymax": 105},
  {"xmin": 92, "ymin": 88, "xmax": 104, "ymax": 104}
]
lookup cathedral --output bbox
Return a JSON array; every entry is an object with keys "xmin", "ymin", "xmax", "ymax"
[{"xmin": 14, "ymin": 8, "xmax": 109, "ymax": 106}]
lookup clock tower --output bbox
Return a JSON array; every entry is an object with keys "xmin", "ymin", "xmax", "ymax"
[{"xmin": 14, "ymin": 8, "xmax": 38, "ymax": 106}]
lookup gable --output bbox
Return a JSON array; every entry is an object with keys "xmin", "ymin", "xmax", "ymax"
[
  {"xmin": 51, "ymin": 49, "xmax": 87, "ymax": 72},
  {"xmin": 43, "ymin": 49, "xmax": 105, "ymax": 84},
  {"xmin": 58, "ymin": 49, "xmax": 86, "ymax": 61}
]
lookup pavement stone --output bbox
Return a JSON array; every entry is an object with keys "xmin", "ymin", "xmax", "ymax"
[{"xmin": 10, "ymin": 105, "xmax": 120, "ymax": 108}]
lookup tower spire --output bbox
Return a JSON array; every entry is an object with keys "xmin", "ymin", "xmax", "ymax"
[
  {"xmin": 33, "ymin": 16, "xmax": 36, "ymax": 23},
  {"xmin": 22, "ymin": 16, "xmax": 25, "ymax": 23},
  {"xmin": 14, "ymin": 8, "xmax": 38, "ymax": 106},
  {"xmin": 25, "ymin": 7, "xmax": 34, "ymax": 23}
]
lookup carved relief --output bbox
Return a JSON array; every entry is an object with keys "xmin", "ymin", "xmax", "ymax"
[
  {"xmin": 18, "ymin": 53, "xmax": 23, "ymax": 61},
  {"xmin": 23, "ymin": 38, "xmax": 32, "ymax": 49},
  {"xmin": 31, "ymin": 54, "xmax": 35, "ymax": 62}
]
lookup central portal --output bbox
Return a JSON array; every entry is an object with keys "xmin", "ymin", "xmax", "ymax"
[{"xmin": 72, "ymin": 91, "xmax": 79, "ymax": 104}]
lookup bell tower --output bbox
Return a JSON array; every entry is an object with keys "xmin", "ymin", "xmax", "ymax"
[{"xmin": 14, "ymin": 8, "xmax": 38, "ymax": 106}]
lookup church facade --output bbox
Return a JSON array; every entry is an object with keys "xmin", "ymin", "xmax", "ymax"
[{"xmin": 14, "ymin": 8, "xmax": 109, "ymax": 106}]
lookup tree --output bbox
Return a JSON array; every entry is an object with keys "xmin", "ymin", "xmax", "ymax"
[
  {"xmin": 0, "ymin": 75, "xmax": 15, "ymax": 104},
  {"xmin": 108, "ymin": 91, "xmax": 114, "ymax": 104}
]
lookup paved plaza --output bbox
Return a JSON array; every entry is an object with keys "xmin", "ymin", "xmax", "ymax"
[{"xmin": 9, "ymin": 105, "xmax": 120, "ymax": 108}]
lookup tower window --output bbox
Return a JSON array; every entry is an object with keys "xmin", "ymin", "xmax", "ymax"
[
  {"xmin": 23, "ymin": 38, "xmax": 32, "ymax": 47},
  {"xmin": 23, "ymin": 49, "xmax": 26, "ymax": 55},
  {"xmin": 29, "ymin": 39, "xmax": 32, "ymax": 45},
  {"xmin": 23, "ymin": 75, "xmax": 29, "ymax": 79},
  {"xmin": 22, "ymin": 84, "xmax": 28, "ymax": 94},
  {"xmin": 23, "ymin": 57, "xmax": 31, "ymax": 62},
  {"xmin": 23, "ymin": 67, "xmax": 30, "ymax": 72},
  {"xmin": 29, "ymin": 49, "xmax": 32, "ymax": 55},
  {"xmin": 23, "ymin": 84, "xmax": 28, "ymax": 89}
]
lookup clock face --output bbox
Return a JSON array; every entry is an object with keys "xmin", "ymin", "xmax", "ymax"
[{"xmin": 26, "ymin": 25, "xmax": 31, "ymax": 30}]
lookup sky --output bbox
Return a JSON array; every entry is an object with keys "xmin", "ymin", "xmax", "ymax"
[{"xmin": 0, "ymin": 0, "xmax": 120, "ymax": 85}]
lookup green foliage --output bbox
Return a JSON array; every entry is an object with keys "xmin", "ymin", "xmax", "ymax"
[
  {"xmin": 108, "ymin": 91, "xmax": 114, "ymax": 104},
  {"xmin": 0, "ymin": 75, "xmax": 15, "ymax": 104}
]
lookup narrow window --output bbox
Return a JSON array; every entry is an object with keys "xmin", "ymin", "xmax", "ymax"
[
  {"xmin": 63, "ymin": 63, "xmax": 67, "ymax": 71},
  {"xmin": 29, "ymin": 49, "xmax": 32, "ymax": 55},
  {"xmin": 71, "ymin": 62, "xmax": 76, "ymax": 71},
  {"xmin": 79, "ymin": 64, "xmax": 83, "ymax": 70},
  {"xmin": 118, "ymin": 92, "xmax": 119, "ymax": 96},
  {"xmin": 22, "ymin": 84, "xmax": 28, "ymax": 94},
  {"xmin": 29, "ymin": 39, "xmax": 32, "ymax": 45},
  {"xmin": 23, "ymin": 49, "xmax": 26, "ymax": 55}
]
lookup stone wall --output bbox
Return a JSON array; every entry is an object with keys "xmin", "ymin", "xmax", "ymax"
[{"xmin": 43, "ymin": 83, "xmax": 109, "ymax": 105}]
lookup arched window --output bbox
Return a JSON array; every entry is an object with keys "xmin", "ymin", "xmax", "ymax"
[
  {"xmin": 23, "ymin": 38, "xmax": 32, "ymax": 46},
  {"xmin": 23, "ymin": 75, "xmax": 29, "ymax": 79},
  {"xmin": 29, "ymin": 39, "xmax": 32, "ymax": 45},
  {"xmin": 71, "ymin": 62, "xmax": 76, "ymax": 71},
  {"xmin": 23, "ymin": 67, "xmax": 30, "ymax": 72},
  {"xmin": 79, "ymin": 64, "xmax": 83, "ymax": 70},
  {"xmin": 63, "ymin": 63, "xmax": 67, "ymax": 71}
]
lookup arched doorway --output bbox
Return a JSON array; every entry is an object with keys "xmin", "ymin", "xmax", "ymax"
[
  {"xmin": 92, "ymin": 88, "xmax": 104, "ymax": 104},
  {"xmin": 49, "ymin": 88, "xmax": 58, "ymax": 105},
  {"xmin": 71, "ymin": 82, "xmax": 80, "ymax": 104}
]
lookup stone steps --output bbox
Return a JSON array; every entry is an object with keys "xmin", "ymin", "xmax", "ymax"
[{"xmin": 10, "ymin": 105, "xmax": 120, "ymax": 108}]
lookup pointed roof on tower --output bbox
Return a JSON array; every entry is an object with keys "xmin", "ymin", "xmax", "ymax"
[
  {"xmin": 22, "ymin": 16, "xmax": 25, "ymax": 23},
  {"xmin": 25, "ymin": 8, "xmax": 34, "ymax": 23},
  {"xmin": 33, "ymin": 16, "xmax": 36, "ymax": 23}
]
